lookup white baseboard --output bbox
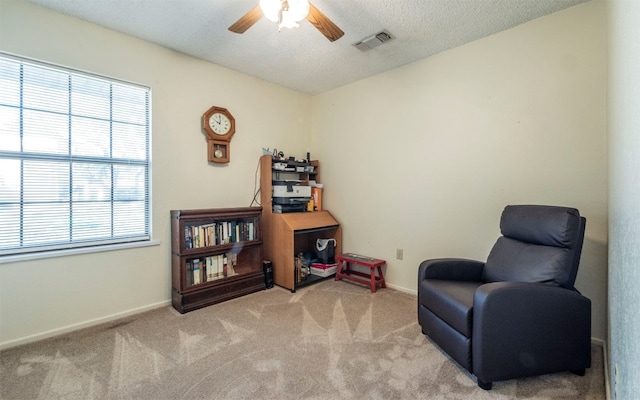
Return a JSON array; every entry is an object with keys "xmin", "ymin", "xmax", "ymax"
[
  {"xmin": 385, "ymin": 282, "xmax": 417, "ymax": 296},
  {"xmin": 0, "ymin": 300, "xmax": 171, "ymax": 351}
]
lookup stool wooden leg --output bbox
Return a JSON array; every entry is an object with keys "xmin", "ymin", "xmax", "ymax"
[
  {"xmin": 377, "ymin": 265, "xmax": 386, "ymax": 288},
  {"xmin": 334, "ymin": 260, "xmax": 344, "ymax": 281},
  {"xmin": 370, "ymin": 266, "xmax": 376, "ymax": 293}
]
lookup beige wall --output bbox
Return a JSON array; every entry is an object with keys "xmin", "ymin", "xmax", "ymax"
[
  {"xmin": 312, "ymin": 1, "xmax": 608, "ymax": 340},
  {"xmin": 0, "ymin": 0, "xmax": 608, "ymax": 347},
  {"xmin": 0, "ymin": 0, "xmax": 311, "ymax": 348}
]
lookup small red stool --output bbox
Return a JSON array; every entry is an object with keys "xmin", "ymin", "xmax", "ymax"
[{"xmin": 335, "ymin": 253, "xmax": 386, "ymax": 293}]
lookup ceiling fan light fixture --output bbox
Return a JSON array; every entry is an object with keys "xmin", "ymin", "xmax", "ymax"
[
  {"xmin": 229, "ymin": 0, "xmax": 343, "ymax": 42},
  {"xmin": 259, "ymin": 0, "xmax": 310, "ymax": 29}
]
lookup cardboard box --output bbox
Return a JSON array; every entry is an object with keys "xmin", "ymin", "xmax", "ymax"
[{"xmin": 310, "ymin": 264, "xmax": 337, "ymax": 277}]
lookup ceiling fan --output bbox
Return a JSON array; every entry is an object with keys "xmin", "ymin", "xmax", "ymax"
[{"xmin": 228, "ymin": 0, "xmax": 344, "ymax": 42}]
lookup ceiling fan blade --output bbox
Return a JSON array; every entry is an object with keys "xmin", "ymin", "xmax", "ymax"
[
  {"xmin": 306, "ymin": 3, "xmax": 344, "ymax": 42},
  {"xmin": 228, "ymin": 6, "xmax": 263, "ymax": 34}
]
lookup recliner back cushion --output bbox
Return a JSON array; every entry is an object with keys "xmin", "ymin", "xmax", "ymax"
[
  {"xmin": 482, "ymin": 205, "xmax": 582, "ymax": 287},
  {"xmin": 483, "ymin": 237, "xmax": 572, "ymax": 286}
]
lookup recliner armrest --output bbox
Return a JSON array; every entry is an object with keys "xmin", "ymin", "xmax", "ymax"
[
  {"xmin": 418, "ymin": 258, "xmax": 485, "ymax": 281},
  {"xmin": 472, "ymin": 282, "xmax": 591, "ymax": 383}
]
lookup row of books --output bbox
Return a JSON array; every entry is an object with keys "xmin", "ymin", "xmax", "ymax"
[
  {"xmin": 184, "ymin": 220, "xmax": 255, "ymax": 249},
  {"xmin": 186, "ymin": 253, "xmax": 238, "ymax": 286}
]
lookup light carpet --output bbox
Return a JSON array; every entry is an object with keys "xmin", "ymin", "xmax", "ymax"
[{"xmin": 0, "ymin": 279, "xmax": 605, "ymax": 399}]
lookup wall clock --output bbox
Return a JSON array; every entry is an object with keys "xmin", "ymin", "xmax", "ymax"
[{"xmin": 202, "ymin": 106, "xmax": 235, "ymax": 163}]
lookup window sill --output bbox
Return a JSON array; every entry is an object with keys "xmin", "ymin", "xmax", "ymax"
[{"xmin": 0, "ymin": 240, "xmax": 161, "ymax": 264}]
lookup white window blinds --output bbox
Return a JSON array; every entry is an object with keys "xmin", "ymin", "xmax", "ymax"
[{"xmin": 0, "ymin": 53, "xmax": 151, "ymax": 256}]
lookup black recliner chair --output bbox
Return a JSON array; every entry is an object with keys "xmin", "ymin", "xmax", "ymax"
[{"xmin": 417, "ymin": 205, "xmax": 591, "ymax": 390}]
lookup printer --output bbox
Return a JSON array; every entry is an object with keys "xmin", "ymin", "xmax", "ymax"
[{"xmin": 272, "ymin": 180, "xmax": 311, "ymax": 213}]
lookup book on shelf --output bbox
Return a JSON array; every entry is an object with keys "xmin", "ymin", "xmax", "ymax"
[
  {"xmin": 184, "ymin": 226, "xmax": 193, "ymax": 249},
  {"xmin": 215, "ymin": 254, "xmax": 223, "ymax": 279},
  {"xmin": 204, "ymin": 224, "xmax": 213, "ymax": 247},
  {"xmin": 206, "ymin": 257, "xmax": 214, "ymax": 281},
  {"xmin": 186, "ymin": 260, "xmax": 194, "ymax": 286},
  {"xmin": 248, "ymin": 222, "xmax": 254, "ymax": 240},
  {"xmin": 222, "ymin": 222, "xmax": 228, "ymax": 244},
  {"xmin": 193, "ymin": 259, "xmax": 201, "ymax": 285}
]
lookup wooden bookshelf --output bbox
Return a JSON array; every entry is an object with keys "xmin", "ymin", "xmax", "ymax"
[
  {"xmin": 170, "ymin": 207, "xmax": 265, "ymax": 313},
  {"xmin": 260, "ymin": 155, "xmax": 342, "ymax": 292}
]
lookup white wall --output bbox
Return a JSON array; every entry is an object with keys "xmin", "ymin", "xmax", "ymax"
[
  {"xmin": 607, "ymin": 0, "xmax": 640, "ymax": 398},
  {"xmin": 0, "ymin": 0, "xmax": 311, "ymax": 348},
  {"xmin": 312, "ymin": 1, "xmax": 608, "ymax": 340}
]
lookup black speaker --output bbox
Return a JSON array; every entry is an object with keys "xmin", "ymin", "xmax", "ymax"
[{"xmin": 263, "ymin": 260, "xmax": 274, "ymax": 289}]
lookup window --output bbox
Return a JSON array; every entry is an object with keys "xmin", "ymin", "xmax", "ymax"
[{"xmin": 0, "ymin": 53, "xmax": 151, "ymax": 257}]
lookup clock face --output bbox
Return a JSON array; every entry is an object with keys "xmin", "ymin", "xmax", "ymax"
[{"xmin": 208, "ymin": 113, "xmax": 231, "ymax": 135}]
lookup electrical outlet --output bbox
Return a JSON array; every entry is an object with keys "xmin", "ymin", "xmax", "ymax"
[{"xmin": 396, "ymin": 248, "xmax": 403, "ymax": 260}]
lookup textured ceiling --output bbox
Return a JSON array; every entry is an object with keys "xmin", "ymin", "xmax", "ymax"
[{"xmin": 27, "ymin": 0, "xmax": 589, "ymax": 95}]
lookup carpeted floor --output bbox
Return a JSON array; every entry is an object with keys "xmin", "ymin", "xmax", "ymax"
[{"xmin": 0, "ymin": 279, "xmax": 605, "ymax": 399}]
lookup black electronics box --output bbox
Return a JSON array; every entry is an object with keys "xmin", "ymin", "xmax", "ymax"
[{"xmin": 263, "ymin": 260, "xmax": 274, "ymax": 289}]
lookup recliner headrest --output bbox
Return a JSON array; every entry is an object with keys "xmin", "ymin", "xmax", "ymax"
[{"xmin": 500, "ymin": 205, "xmax": 582, "ymax": 248}]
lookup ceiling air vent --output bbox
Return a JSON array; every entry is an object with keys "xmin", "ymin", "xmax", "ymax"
[{"xmin": 354, "ymin": 31, "xmax": 394, "ymax": 51}]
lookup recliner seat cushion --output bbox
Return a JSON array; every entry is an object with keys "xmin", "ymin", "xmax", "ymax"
[{"xmin": 418, "ymin": 279, "xmax": 482, "ymax": 337}]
